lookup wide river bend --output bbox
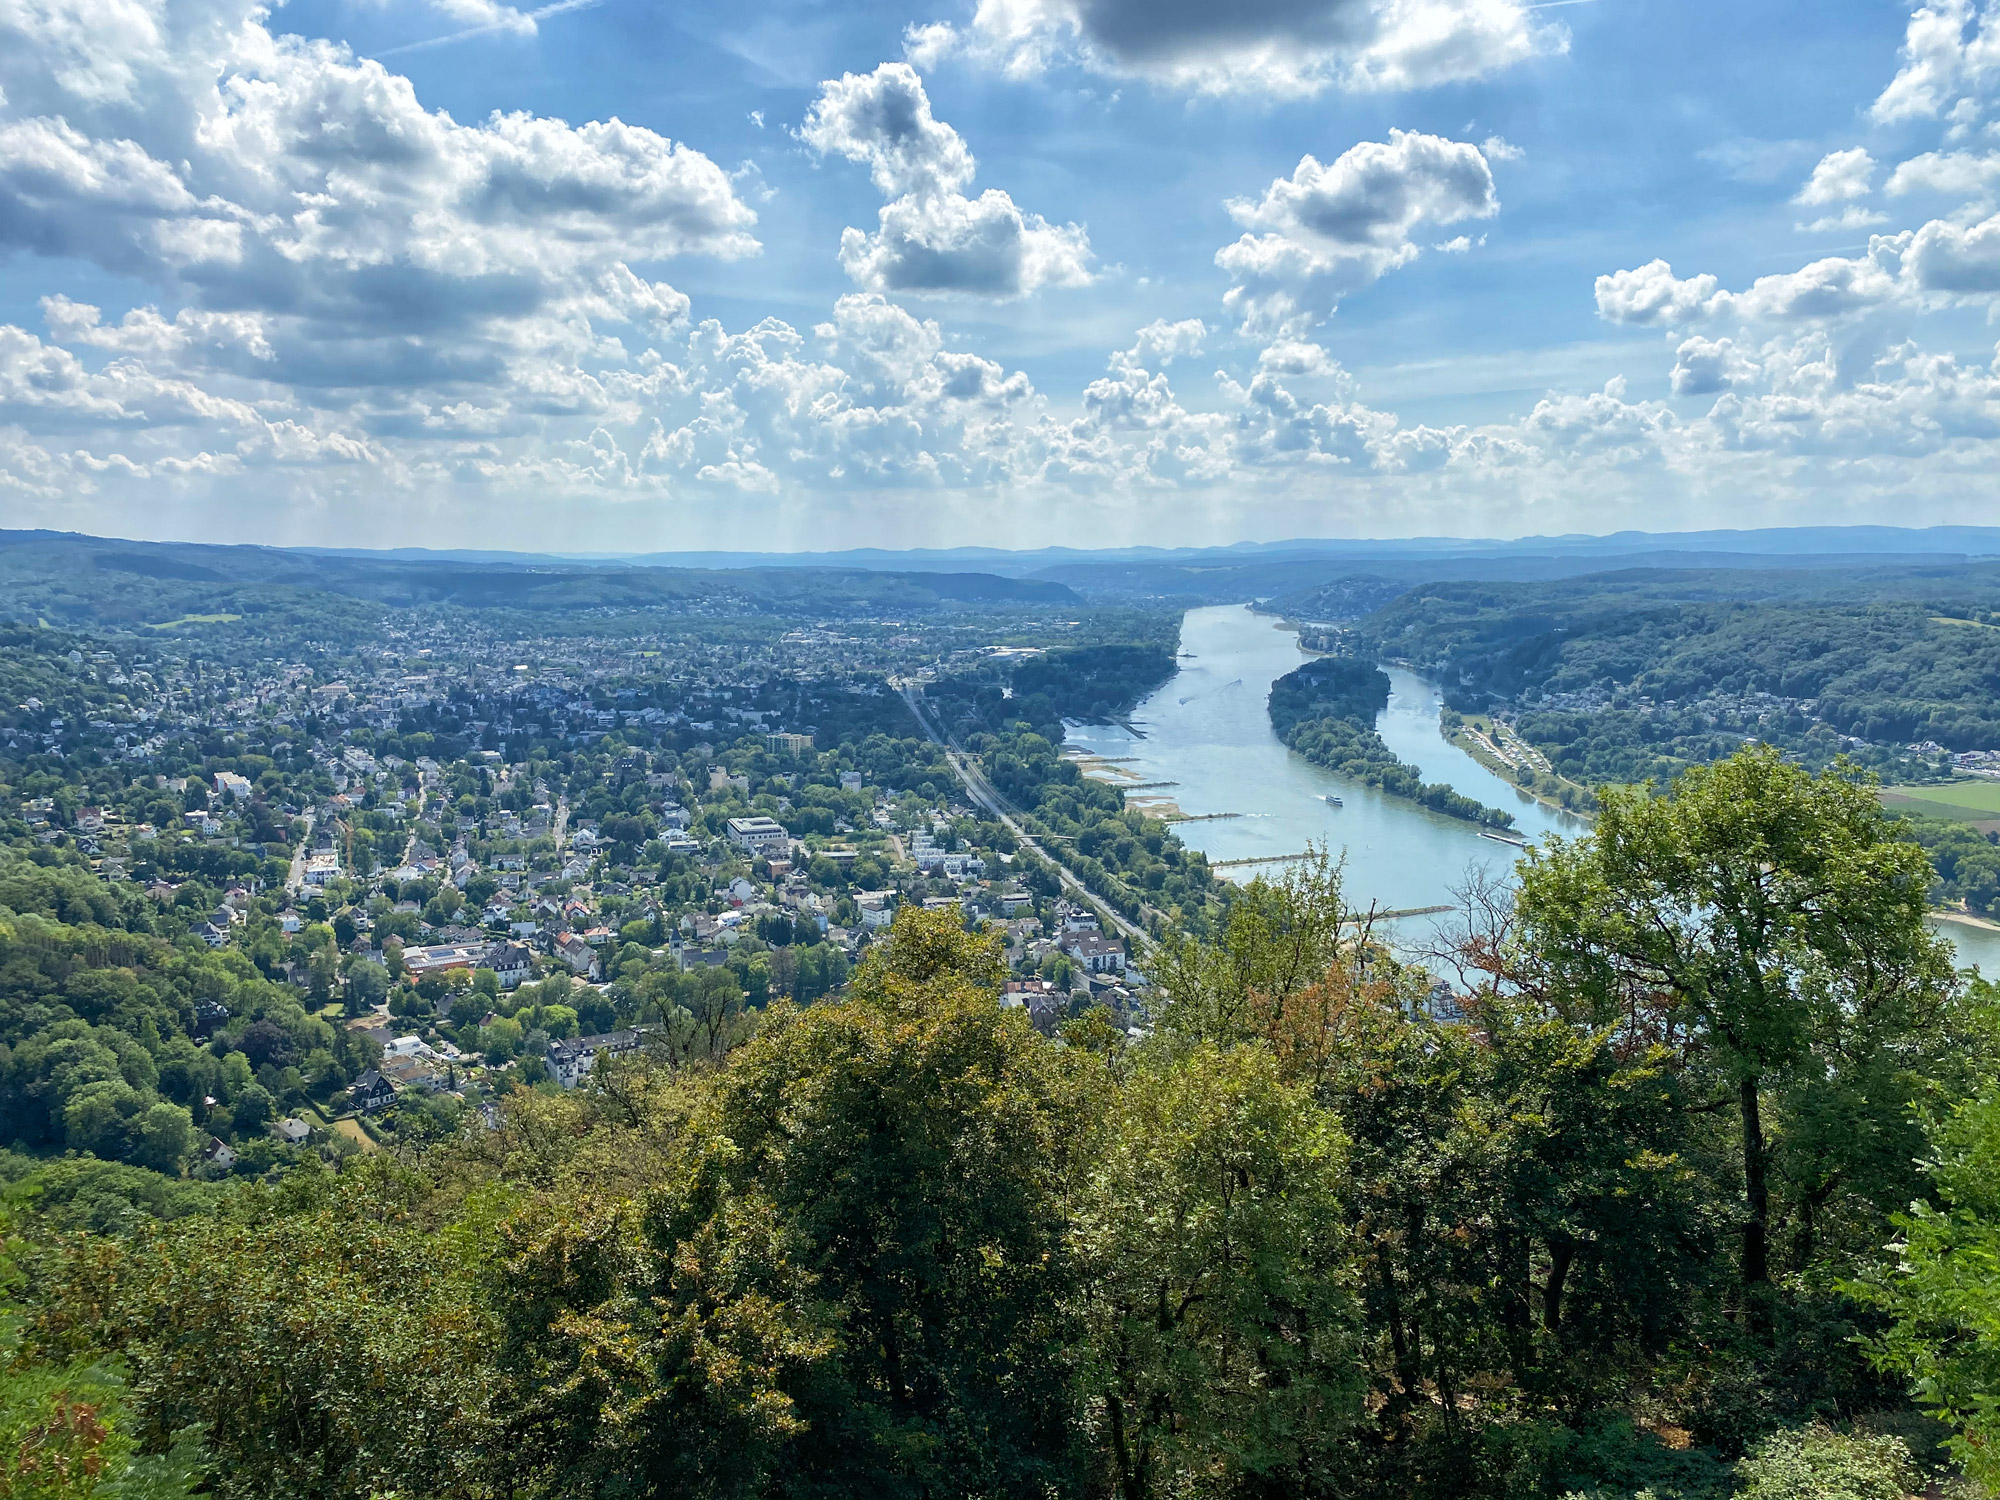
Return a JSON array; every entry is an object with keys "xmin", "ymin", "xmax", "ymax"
[{"xmin": 1061, "ymin": 604, "xmax": 2000, "ymax": 974}]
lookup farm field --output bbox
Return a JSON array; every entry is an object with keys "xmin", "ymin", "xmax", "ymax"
[{"xmin": 1884, "ymin": 780, "xmax": 2000, "ymax": 814}]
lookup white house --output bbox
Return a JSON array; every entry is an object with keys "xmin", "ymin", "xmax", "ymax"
[
  {"xmin": 1061, "ymin": 931, "xmax": 1127, "ymax": 975},
  {"xmin": 484, "ymin": 942, "xmax": 533, "ymax": 989}
]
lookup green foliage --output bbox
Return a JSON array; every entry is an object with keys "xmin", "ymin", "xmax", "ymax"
[
  {"xmin": 1267, "ymin": 655, "xmax": 1393, "ymax": 735},
  {"xmin": 0, "ymin": 1203, "xmax": 204, "ymax": 1500},
  {"xmin": 1287, "ymin": 710, "xmax": 1519, "ymax": 826},
  {"xmin": 1009, "ymin": 643, "xmax": 1177, "ymax": 724},
  {"xmin": 0, "ymin": 908, "xmax": 317, "ymax": 1164},
  {"xmin": 0, "ymin": 1155, "xmax": 218, "ymax": 1236},
  {"xmin": 1733, "ymin": 1424, "xmax": 1920, "ymax": 1500},
  {"xmin": 1858, "ymin": 1060, "xmax": 2000, "ymax": 1492},
  {"xmin": 1348, "ymin": 569, "xmax": 2000, "ymax": 773},
  {"xmin": 981, "ymin": 731, "xmax": 1222, "ymax": 930},
  {"xmin": 4, "ymin": 749, "xmax": 1993, "ymax": 1500},
  {"xmin": 0, "ymin": 1347, "xmax": 204, "ymax": 1499},
  {"xmin": 1517, "ymin": 749, "xmax": 1968, "ymax": 1298},
  {"xmin": 1072, "ymin": 1041, "xmax": 1361, "ymax": 1498},
  {"xmin": 1902, "ymin": 820, "xmax": 2000, "ymax": 915},
  {"xmin": 493, "ymin": 907, "xmax": 1095, "ymax": 1499},
  {"xmin": 32, "ymin": 1167, "xmax": 496, "ymax": 1500}
]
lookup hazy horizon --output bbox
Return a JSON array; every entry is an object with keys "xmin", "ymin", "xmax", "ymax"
[{"xmin": 14, "ymin": 521, "xmax": 2000, "ymax": 568}]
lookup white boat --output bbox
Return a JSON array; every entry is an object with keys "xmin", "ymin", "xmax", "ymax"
[{"xmin": 1323, "ymin": 795, "xmax": 1343, "ymax": 807}]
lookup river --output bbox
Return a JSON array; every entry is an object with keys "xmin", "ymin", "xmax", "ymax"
[{"xmin": 1061, "ymin": 604, "xmax": 2000, "ymax": 975}]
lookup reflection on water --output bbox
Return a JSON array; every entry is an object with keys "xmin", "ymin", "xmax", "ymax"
[{"xmin": 1063, "ymin": 604, "xmax": 1989, "ymax": 975}]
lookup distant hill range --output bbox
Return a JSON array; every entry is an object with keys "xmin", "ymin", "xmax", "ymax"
[
  {"xmin": 4, "ymin": 524, "xmax": 2000, "ymax": 632},
  {"xmin": 296, "ymin": 522, "xmax": 2000, "ymax": 571},
  {"xmin": 0, "ymin": 529, "xmax": 1081, "ymax": 635},
  {"xmin": 300, "ymin": 524, "xmax": 2000, "ymax": 602}
]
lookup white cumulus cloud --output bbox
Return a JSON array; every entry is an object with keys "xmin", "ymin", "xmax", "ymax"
[
  {"xmin": 803, "ymin": 63, "xmax": 1092, "ymax": 299},
  {"xmin": 799, "ymin": 61, "xmax": 974, "ymax": 197},
  {"xmin": 1594, "ymin": 260, "xmax": 1724, "ymax": 325},
  {"xmin": 1670, "ymin": 336, "xmax": 1760, "ymax": 396},
  {"xmin": 1795, "ymin": 147, "xmax": 1875, "ymax": 205},
  {"xmin": 1887, "ymin": 147, "xmax": 2000, "ymax": 196},
  {"xmin": 1217, "ymin": 129, "xmax": 1499, "ymax": 334},
  {"xmin": 1871, "ymin": 0, "xmax": 2000, "ymax": 125}
]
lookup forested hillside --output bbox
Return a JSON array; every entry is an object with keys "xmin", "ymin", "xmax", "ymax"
[
  {"xmin": 0, "ymin": 853, "xmax": 382, "ymax": 1173},
  {"xmin": 1010, "ymin": 643, "xmax": 1177, "ymax": 722},
  {"xmin": 1349, "ymin": 570, "xmax": 2000, "ymax": 756},
  {"xmin": 0, "ymin": 531, "xmax": 1081, "ymax": 630}
]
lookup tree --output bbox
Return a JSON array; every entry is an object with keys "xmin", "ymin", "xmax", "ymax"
[
  {"xmin": 1514, "ymin": 748, "xmax": 1958, "ymax": 1300},
  {"xmin": 31, "ymin": 1171, "xmax": 494, "ymax": 1500},
  {"xmin": 342, "ymin": 958, "xmax": 387, "ymax": 1018},
  {"xmin": 218, "ymin": 1053, "xmax": 253, "ymax": 1103},
  {"xmin": 1147, "ymin": 851, "xmax": 1723, "ymax": 1485},
  {"xmin": 1149, "ymin": 849, "xmax": 1350, "ymax": 1047},
  {"xmin": 306, "ymin": 945, "xmax": 337, "ymax": 1007},
  {"xmin": 231, "ymin": 1084, "xmax": 274, "ymax": 1136},
  {"xmin": 128, "ymin": 1103, "xmax": 195, "ymax": 1175},
  {"xmin": 1858, "ymin": 1060, "xmax": 2000, "ymax": 1491},
  {"xmin": 481, "ymin": 1017, "xmax": 522, "ymax": 1065},
  {"xmin": 1072, "ymin": 1042, "xmax": 1361, "ymax": 1500},
  {"xmin": 495, "ymin": 908, "xmax": 1096, "ymax": 1498},
  {"xmin": 0, "ymin": 1337, "xmax": 204, "ymax": 1499}
]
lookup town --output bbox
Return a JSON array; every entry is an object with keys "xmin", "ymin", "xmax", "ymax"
[{"xmin": 2, "ymin": 603, "xmax": 1176, "ymax": 1165}]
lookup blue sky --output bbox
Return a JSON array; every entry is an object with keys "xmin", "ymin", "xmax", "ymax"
[{"xmin": 1, "ymin": 0, "xmax": 1996, "ymax": 550}]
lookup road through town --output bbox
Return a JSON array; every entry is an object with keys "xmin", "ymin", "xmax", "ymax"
[{"xmin": 896, "ymin": 682, "xmax": 1150, "ymax": 946}]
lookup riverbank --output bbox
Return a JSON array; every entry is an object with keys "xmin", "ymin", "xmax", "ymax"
[
  {"xmin": 1932, "ymin": 909, "xmax": 2000, "ymax": 933},
  {"xmin": 1057, "ymin": 606, "xmax": 1996, "ymax": 975},
  {"xmin": 1441, "ymin": 710, "xmax": 1598, "ymax": 821}
]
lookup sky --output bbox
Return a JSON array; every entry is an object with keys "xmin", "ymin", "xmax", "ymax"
[{"xmin": 2, "ymin": 0, "xmax": 1999, "ymax": 552}]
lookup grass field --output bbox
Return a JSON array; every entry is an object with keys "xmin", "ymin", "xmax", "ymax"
[
  {"xmin": 332, "ymin": 1117, "xmax": 379, "ymax": 1153},
  {"xmin": 143, "ymin": 612, "xmax": 242, "ymax": 630},
  {"xmin": 1884, "ymin": 781, "xmax": 2000, "ymax": 814}
]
